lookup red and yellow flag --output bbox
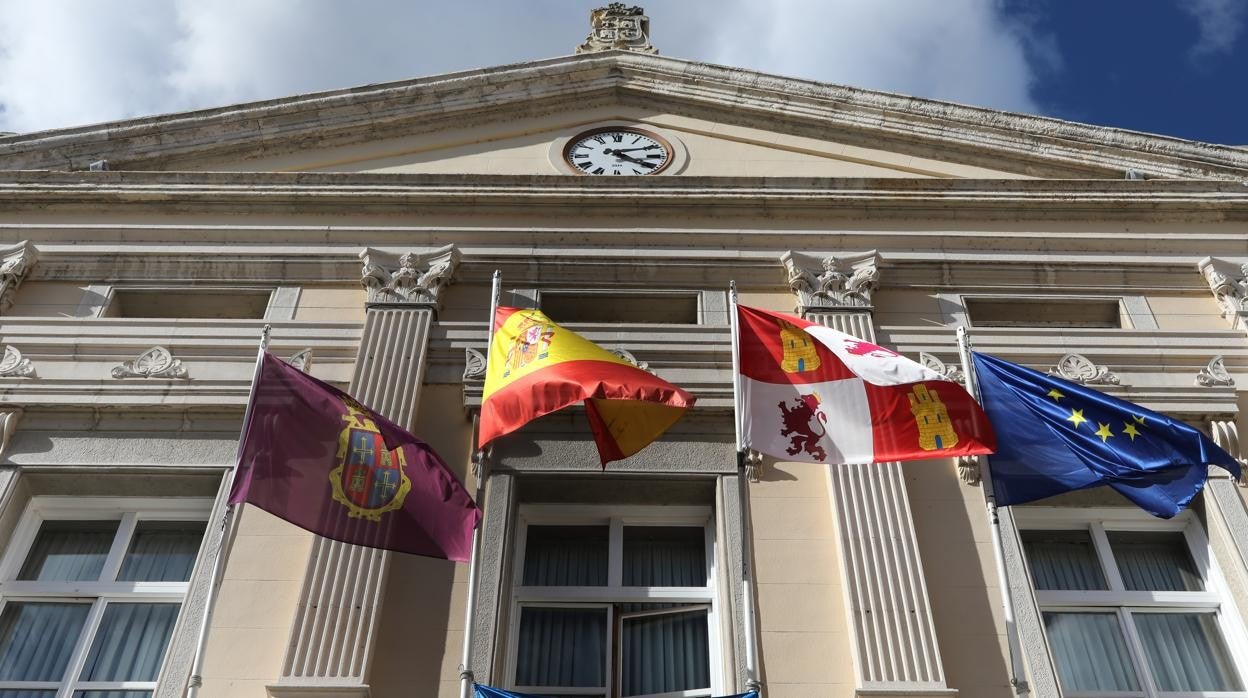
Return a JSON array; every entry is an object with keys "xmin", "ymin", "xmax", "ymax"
[{"xmin": 478, "ymin": 307, "xmax": 696, "ymax": 465}]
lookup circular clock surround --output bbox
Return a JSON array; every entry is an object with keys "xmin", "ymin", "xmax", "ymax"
[{"xmin": 558, "ymin": 125, "xmax": 677, "ymax": 176}]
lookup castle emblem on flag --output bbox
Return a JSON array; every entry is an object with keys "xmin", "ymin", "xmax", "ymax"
[
  {"xmin": 779, "ymin": 320, "xmax": 820, "ymax": 373},
  {"xmin": 329, "ymin": 399, "xmax": 412, "ymax": 521},
  {"xmin": 778, "ymin": 394, "xmax": 828, "ymax": 461},
  {"xmin": 503, "ymin": 315, "xmax": 555, "ymax": 378},
  {"xmin": 908, "ymin": 384, "xmax": 959, "ymax": 450}
]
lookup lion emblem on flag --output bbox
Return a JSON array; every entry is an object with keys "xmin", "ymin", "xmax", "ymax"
[
  {"xmin": 779, "ymin": 394, "xmax": 828, "ymax": 461},
  {"xmin": 329, "ymin": 399, "xmax": 411, "ymax": 521}
]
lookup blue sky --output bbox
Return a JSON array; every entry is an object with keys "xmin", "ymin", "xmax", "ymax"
[
  {"xmin": 1009, "ymin": 0, "xmax": 1246, "ymax": 144},
  {"xmin": 0, "ymin": 0, "xmax": 1243, "ymax": 146}
]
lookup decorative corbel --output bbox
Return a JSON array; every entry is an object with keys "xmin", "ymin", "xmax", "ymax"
[
  {"xmin": 1196, "ymin": 356, "xmax": 1235, "ymax": 387},
  {"xmin": 957, "ymin": 455, "xmax": 982, "ymax": 485},
  {"xmin": 360, "ymin": 244, "xmax": 461, "ymax": 308},
  {"xmin": 1198, "ymin": 256, "xmax": 1248, "ymax": 330},
  {"xmin": 0, "ymin": 409, "xmax": 21, "ymax": 461},
  {"xmin": 289, "ymin": 348, "xmax": 313, "ymax": 373},
  {"xmin": 1209, "ymin": 420, "xmax": 1247, "ymax": 483},
  {"xmin": 919, "ymin": 352, "xmax": 964, "ymax": 383},
  {"xmin": 0, "ymin": 346, "xmax": 35, "ymax": 377},
  {"xmin": 111, "ymin": 346, "xmax": 189, "ymax": 379},
  {"xmin": 463, "ymin": 347, "xmax": 486, "ymax": 382},
  {"xmin": 610, "ymin": 348, "xmax": 651, "ymax": 373},
  {"xmin": 0, "ymin": 241, "xmax": 37, "ymax": 314},
  {"xmin": 780, "ymin": 250, "xmax": 880, "ymax": 314},
  {"xmin": 1048, "ymin": 353, "xmax": 1119, "ymax": 386},
  {"xmin": 743, "ymin": 449, "xmax": 763, "ymax": 483}
]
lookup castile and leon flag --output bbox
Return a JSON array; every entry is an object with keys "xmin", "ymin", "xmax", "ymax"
[
  {"xmin": 479, "ymin": 307, "xmax": 696, "ymax": 466},
  {"xmin": 737, "ymin": 305, "xmax": 995, "ymax": 465}
]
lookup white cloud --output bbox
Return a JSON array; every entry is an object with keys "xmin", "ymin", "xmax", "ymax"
[
  {"xmin": 1179, "ymin": 0, "xmax": 1246, "ymax": 58},
  {"xmin": 0, "ymin": 0, "xmax": 1051, "ymax": 133}
]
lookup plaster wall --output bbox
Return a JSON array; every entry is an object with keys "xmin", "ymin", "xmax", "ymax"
[
  {"xmin": 198, "ymin": 507, "xmax": 314, "ymax": 698},
  {"xmin": 293, "ymin": 286, "xmax": 366, "ymax": 322},
  {"xmin": 751, "ymin": 460, "xmax": 855, "ymax": 698},
  {"xmin": 6, "ymin": 281, "xmax": 89, "ymax": 317}
]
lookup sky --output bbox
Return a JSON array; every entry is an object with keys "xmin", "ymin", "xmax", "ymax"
[{"xmin": 0, "ymin": 0, "xmax": 1243, "ymax": 145}]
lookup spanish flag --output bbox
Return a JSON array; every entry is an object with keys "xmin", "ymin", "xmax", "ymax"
[{"xmin": 479, "ymin": 307, "xmax": 696, "ymax": 465}]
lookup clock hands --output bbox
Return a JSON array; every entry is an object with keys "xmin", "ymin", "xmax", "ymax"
[
  {"xmin": 604, "ymin": 150, "xmax": 658, "ymax": 168},
  {"xmin": 603, "ymin": 145, "xmax": 659, "ymax": 154}
]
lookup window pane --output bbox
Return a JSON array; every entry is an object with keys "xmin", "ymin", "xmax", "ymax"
[
  {"xmin": 621, "ymin": 608, "xmax": 710, "ymax": 697},
  {"xmin": 75, "ymin": 693, "xmax": 152, "ymax": 698},
  {"xmin": 515, "ymin": 607, "xmax": 606, "ymax": 688},
  {"xmin": 623, "ymin": 527, "xmax": 706, "ymax": 587},
  {"xmin": 0, "ymin": 691, "xmax": 58, "ymax": 698},
  {"xmin": 78, "ymin": 603, "xmax": 180, "ymax": 682},
  {"xmin": 0, "ymin": 602, "xmax": 90, "ymax": 681},
  {"xmin": 18, "ymin": 521, "xmax": 119, "ymax": 582},
  {"xmin": 1135, "ymin": 613, "xmax": 1242, "ymax": 691},
  {"xmin": 118, "ymin": 522, "xmax": 206, "ymax": 582},
  {"xmin": 1021, "ymin": 530, "xmax": 1107, "ymax": 590},
  {"xmin": 522, "ymin": 526, "xmax": 608, "ymax": 586},
  {"xmin": 1108, "ymin": 531, "xmax": 1203, "ymax": 592},
  {"xmin": 1043, "ymin": 612, "xmax": 1139, "ymax": 692}
]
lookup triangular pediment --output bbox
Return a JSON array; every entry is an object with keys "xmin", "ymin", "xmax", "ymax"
[{"xmin": 1, "ymin": 51, "xmax": 1246, "ymax": 180}]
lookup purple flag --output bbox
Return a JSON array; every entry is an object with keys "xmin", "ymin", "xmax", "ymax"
[{"xmin": 230, "ymin": 352, "xmax": 480, "ymax": 561}]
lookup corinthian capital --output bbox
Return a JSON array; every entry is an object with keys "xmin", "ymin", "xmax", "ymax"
[
  {"xmin": 781, "ymin": 250, "xmax": 880, "ymax": 313},
  {"xmin": 360, "ymin": 244, "xmax": 461, "ymax": 308},
  {"xmin": 0, "ymin": 241, "xmax": 37, "ymax": 314},
  {"xmin": 1198, "ymin": 256, "xmax": 1248, "ymax": 329}
]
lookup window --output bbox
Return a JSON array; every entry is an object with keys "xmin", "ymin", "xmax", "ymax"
[
  {"xmin": 1018, "ymin": 509, "xmax": 1247, "ymax": 697},
  {"xmin": 0, "ymin": 497, "xmax": 210, "ymax": 698},
  {"xmin": 103, "ymin": 288, "xmax": 273, "ymax": 319},
  {"xmin": 965, "ymin": 297, "xmax": 1127, "ymax": 328},
  {"xmin": 506, "ymin": 506, "xmax": 721, "ymax": 698}
]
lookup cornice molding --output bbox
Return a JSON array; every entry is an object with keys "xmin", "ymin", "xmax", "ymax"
[
  {"xmin": 2, "ymin": 173, "xmax": 1248, "ymax": 222},
  {"xmin": 0, "ymin": 52, "xmax": 1246, "ymax": 178}
]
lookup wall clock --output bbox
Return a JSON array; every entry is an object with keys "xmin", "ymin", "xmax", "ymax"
[{"xmin": 562, "ymin": 126, "xmax": 674, "ymax": 176}]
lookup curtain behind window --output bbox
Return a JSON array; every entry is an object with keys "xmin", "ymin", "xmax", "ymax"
[
  {"xmin": 78, "ymin": 603, "xmax": 179, "ymax": 683},
  {"xmin": 0, "ymin": 602, "xmax": 90, "ymax": 682},
  {"xmin": 117, "ymin": 522, "xmax": 206, "ymax": 582},
  {"xmin": 1108, "ymin": 531, "xmax": 1203, "ymax": 592},
  {"xmin": 1135, "ymin": 613, "xmax": 1241, "ymax": 691},
  {"xmin": 1021, "ymin": 530, "xmax": 1107, "ymax": 591},
  {"xmin": 621, "ymin": 608, "xmax": 709, "ymax": 697},
  {"xmin": 623, "ymin": 527, "xmax": 705, "ymax": 587},
  {"xmin": 522, "ymin": 526, "xmax": 608, "ymax": 587},
  {"xmin": 1043, "ymin": 612, "xmax": 1139, "ymax": 692},
  {"xmin": 18, "ymin": 522, "xmax": 118, "ymax": 582},
  {"xmin": 514, "ymin": 607, "xmax": 606, "ymax": 688}
]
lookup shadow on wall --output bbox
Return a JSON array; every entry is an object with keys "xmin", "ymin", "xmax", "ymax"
[{"xmin": 904, "ymin": 458, "xmax": 1013, "ymax": 698}]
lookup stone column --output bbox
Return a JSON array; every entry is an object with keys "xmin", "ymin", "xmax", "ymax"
[
  {"xmin": 782, "ymin": 251, "xmax": 953, "ymax": 695},
  {"xmin": 1198, "ymin": 257, "xmax": 1248, "ymax": 333},
  {"xmin": 271, "ymin": 245, "xmax": 460, "ymax": 697}
]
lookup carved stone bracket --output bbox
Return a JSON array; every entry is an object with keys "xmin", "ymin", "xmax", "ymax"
[
  {"xmin": 743, "ymin": 449, "xmax": 763, "ymax": 483},
  {"xmin": 0, "ymin": 346, "xmax": 35, "ymax": 378},
  {"xmin": 575, "ymin": 3, "xmax": 657, "ymax": 54},
  {"xmin": 919, "ymin": 352, "xmax": 964, "ymax": 383},
  {"xmin": 360, "ymin": 244, "xmax": 461, "ymax": 308},
  {"xmin": 780, "ymin": 250, "xmax": 880, "ymax": 313},
  {"xmin": 1210, "ymin": 420, "xmax": 1248, "ymax": 483},
  {"xmin": 0, "ymin": 241, "xmax": 37, "ymax": 314},
  {"xmin": 111, "ymin": 346, "xmax": 189, "ymax": 379},
  {"xmin": 957, "ymin": 455, "xmax": 982, "ymax": 485},
  {"xmin": 1198, "ymin": 256, "xmax": 1248, "ymax": 330},
  {"xmin": 1196, "ymin": 356, "xmax": 1235, "ymax": 387},
  {"xmin": 463, "ymin": 347, "xmax": 486, "ymax": 382},
  {"xmin": 610, "ymin": 348, "xmax": 651, "ymax": 373},
  {"xmin": 1048, "ymin": 353, "xmax": 1119, "ymax": 385},
  {"xmin": 289, "ymin": 348, "xmax": 313, "ymax": 372},
  {"xmin": 0, "ymin": 409, "xmax": 21, "ymax": 461}
]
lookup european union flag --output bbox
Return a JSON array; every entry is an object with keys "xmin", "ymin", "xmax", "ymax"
[
  {"xmin": 971, "ymin": 352, "xmax": 1241, "ymax": 518},
  {"xmin": 474, "ymin": 685, "xmax": 759, "ymax": 698}
]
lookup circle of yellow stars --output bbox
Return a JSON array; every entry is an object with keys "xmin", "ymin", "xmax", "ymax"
[{"xmin": 1047, "ymin": 388, "xmax": 1146, "ymax": 443}]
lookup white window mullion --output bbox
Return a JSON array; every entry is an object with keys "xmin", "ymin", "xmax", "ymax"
[
  {"xmin": 56, "ymin": 597, "xmax": 109, "ymax": 698},
  {"xmin": 1090, "ymin": 522, "xmax": 1126, "ymax": 591},
  {"xmin": 99, "ymin": 511, "xmax": 138, "ymax": 583},
  {"xmin": 1119, "ymin": 608, "xmax": 1162, "ymax": 698}
]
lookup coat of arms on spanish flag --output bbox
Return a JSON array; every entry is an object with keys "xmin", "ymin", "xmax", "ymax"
[
  {"xmin": 737, "ymin": 305, "xmax": 995, "ymax": 465},
  {"xmin": 479, "ymin": 307, "xmax": 696, "ymax": 465}
]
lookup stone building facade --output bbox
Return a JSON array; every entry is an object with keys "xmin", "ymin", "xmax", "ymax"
[{"xmin": 1, "ymin": 10, "xmax": 1248, "ymax": 698}]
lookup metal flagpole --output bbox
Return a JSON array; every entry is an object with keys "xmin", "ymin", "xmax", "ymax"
[
  {"xmin": 955, "ymin": 326, "xmax": 1029, "ymax": 694},
  {"xmin": 187, "ymin": 324, "xmax": 270, "ymax": 698},
  {"xmin": 459, "ymin": 271, "xmax": 502, "ymax": 698},
  {"xmin": 729, "ymin": 281, "xmax": 762, "ymax": 694}
]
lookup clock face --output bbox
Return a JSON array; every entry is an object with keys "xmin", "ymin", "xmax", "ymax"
[{"xmin": 563, "ymin": 127, "xmax": 673, "ymax": 175}]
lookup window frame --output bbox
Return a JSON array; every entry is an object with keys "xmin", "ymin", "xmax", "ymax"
[
  {"xmin": 0, "ymin": 496, "xmax": 212, "ymax": 698},
  {"xmin": 1017, "ymin": 507, "xmax": 1248, "ymax": 698},
  {"xmin": 504, "ymin": 504, "xmax": 723, "ymax": 698}
]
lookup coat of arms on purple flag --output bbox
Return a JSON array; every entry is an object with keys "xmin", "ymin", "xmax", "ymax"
[{"xmin": 230, "ymin": 352, "xmax": 480, "ymax": 561}]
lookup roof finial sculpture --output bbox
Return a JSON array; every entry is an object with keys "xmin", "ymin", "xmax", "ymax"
[{"xmin": 576, "ymin": 4, "xmax": 657, "ymax": 55}]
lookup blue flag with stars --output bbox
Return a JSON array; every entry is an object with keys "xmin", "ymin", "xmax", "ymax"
[{"xmin": 971, "ymin": 352, "xmax": 1240, "ymax": 518}]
